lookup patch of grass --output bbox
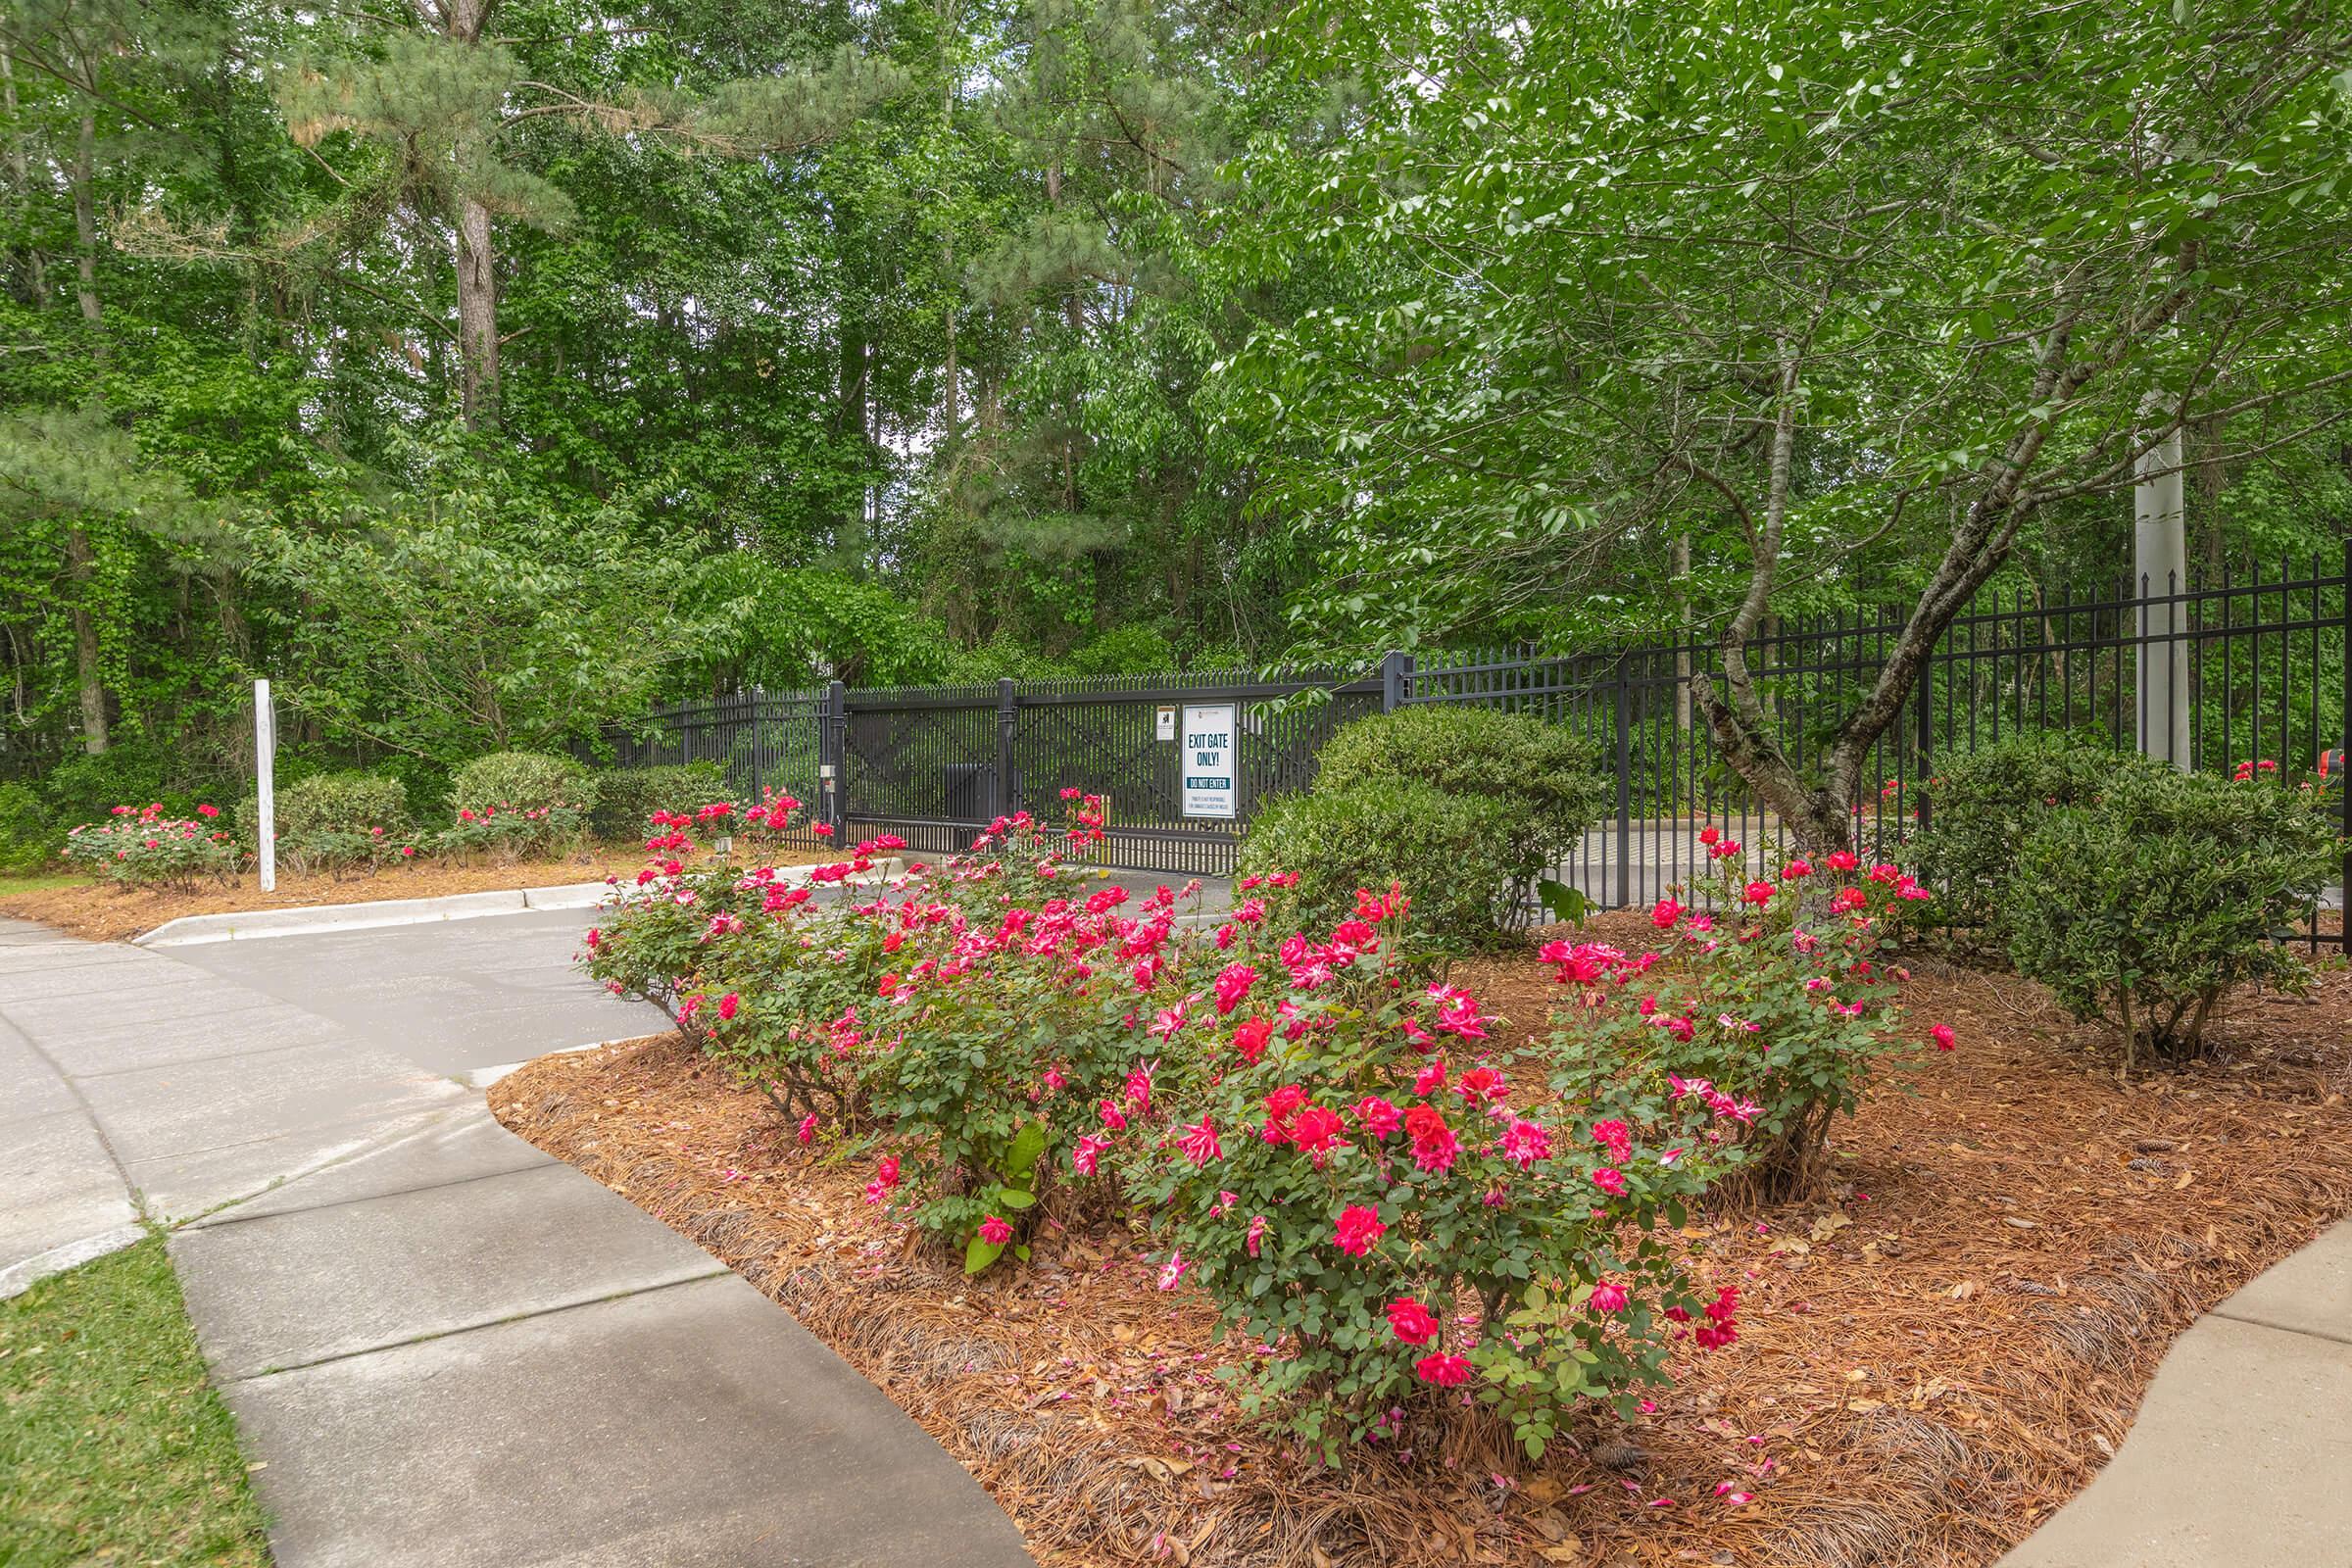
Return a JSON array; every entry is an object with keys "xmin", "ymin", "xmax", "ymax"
[{"xmin": 0, "ymin": 1238, "xmax": 270, "ymax": 1566}]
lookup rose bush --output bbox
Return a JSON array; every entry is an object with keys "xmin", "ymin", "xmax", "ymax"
[
  {"xmin": 1544, "ymin": 842, "xmax": 1942, "ymax": 1200},
  {"xmin": 433, "ymin": 801, "xmax": 590, "ymax": 863},
  {"xmin": 583, "ymin": 797, "xmax": 1768, "ymax": 1463},
  {"xmin": 62, "ymin": 803, "xmax": 241, "ymax": 889},
  {"xmin": 1112, "ymin": 884, "xmax": 1728, "ymax": 1459}
]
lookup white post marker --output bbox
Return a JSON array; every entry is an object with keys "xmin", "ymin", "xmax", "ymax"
[{"xmin": 255, "ymin": 677, "xmax": 276, "ymax": 892}]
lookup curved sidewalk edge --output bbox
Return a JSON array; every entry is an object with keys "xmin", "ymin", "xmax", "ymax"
[
  {"xmin": 130, "ymin": 858, "xmax": 906, "ymax": 949},
  {"xmin": 1994, "ymin": 1220, "xmax": 2352, "ymax": 1568},
  {"xmin": 0, "ymin": 1222, "xmax": 149, "ymax": 1301}
]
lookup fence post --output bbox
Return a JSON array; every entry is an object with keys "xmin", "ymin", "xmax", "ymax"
[
  {"xmin": 1380, "ymin": 650, "xmax": 1412, "ymax": 712},
  {"xmin": 1613, "ymin": 656, "xmax": 1633, "ymax": 908},
  {"xmin": 997, "ymin": 677, "xmax": 1018, "ymax": 820},
  {"xmin": 2340, "ymin": 538, "xmax": 2350, "ymax": 921},
  {"xmin": 746, "ymin": 688, "xmax": 763, "ymax": 805},
  {"xmin": 1914, "ymin": 634, "xmax": 1935, "ymax": 834},
  {"xmin": 821, "ymin": 680, "xmax": 848, "ymax": 834}
]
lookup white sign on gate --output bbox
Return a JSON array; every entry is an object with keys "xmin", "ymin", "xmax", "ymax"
[{"xmin": 1181, "ymin": 703, "xmax": 1237, "ymax": 819}]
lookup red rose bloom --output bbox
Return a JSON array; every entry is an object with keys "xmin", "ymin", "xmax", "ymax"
[{"xmin": 1387, "ymin": 1298, "xmax": 1441, "ymax": 1345}]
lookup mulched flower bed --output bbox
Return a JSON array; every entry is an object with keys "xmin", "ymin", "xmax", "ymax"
[{"xmin": 492, "ymin": 922, "xmax": 2352, "ymax": 1568}]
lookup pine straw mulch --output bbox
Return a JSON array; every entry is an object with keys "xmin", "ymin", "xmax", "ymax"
[
  {"xmin": 0, "ymin": 844, "xmax": 825, "ymax": 944},
  {"xmin": 490, "ymin": 931, "xmax": 2352, "ymax": 1568}
]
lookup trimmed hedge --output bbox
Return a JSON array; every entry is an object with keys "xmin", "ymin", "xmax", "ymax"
[
  {"xmin": 2005, "ymin": 766, "xmax": 2335, "ymax": 1064},
  {"xmin": 233, "ymin": 771, "xmax": 412, "ymax": 847},
  {"xmin": 590, "ymin": 761, "xmax": 732, "ymax": 839},
  {"xmin": 1239, "ymin": 707, "xmax": 1607, "ymax": 949},
  {"xmin": 1908, "ymin": 734, "xmax": 2164, "ymax": 943},
  {"xmin": 448, "ymin": 751, "xmax": 598, "ymax": 816},
  {"xmin": 1311, "ymin": 705, "xmax": 1606, "ymax": 862},
  {"xmin": 1238, "ymin": 777, "xmax": 1526, "ymax": 951}
]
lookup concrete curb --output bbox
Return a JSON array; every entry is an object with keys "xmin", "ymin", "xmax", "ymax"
[
  {"xmin": 130, "ymin": 858, "xmax": 906, "ymax": 948},
  {"xmin": 134, "ymin": 885, "xmax": 610, "ymax": 948},
  {"xmin": 0, "ymin": 1221, "xmax": 149, "ymax": 1301}
]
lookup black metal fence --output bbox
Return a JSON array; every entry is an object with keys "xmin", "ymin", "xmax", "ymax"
[{"xmin": 598, "ymin": 545, "xmax": 2350, "ymax": 916}]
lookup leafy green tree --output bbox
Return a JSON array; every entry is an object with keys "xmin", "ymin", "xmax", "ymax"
[{"xmin": 1217, "ymin": 0, "xmax": 2352, "ymax": 847}]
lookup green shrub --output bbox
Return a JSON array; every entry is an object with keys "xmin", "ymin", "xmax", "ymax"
[
  {"xmin": 590, "ymin": 761, "xmax": 732, "ymax": 839},
  {"xmin": 2005, "ymin": 768, "xmax": 2336, "ymax": 1066},
  {"xmin": 0, "ymin": 782, "xmax": 53, "ymax": 873},
  {"xmin": 229, "ymin": 772, "xmax": 417, "ymax": 877},
  {"xmin": 1909, "ymin": 733, "xmax": 2163, "ymax": 943},
  {"xmin": 233, "ymin": 771, "xmax": 412, "ymax": 846},
  {"xmin": 1312, "ymin": 706, "xmax": 1606, "ymax": 864},
  {"xmin": 1238, "ymin": 779, "xmax": 1527, "ymax": 950},
  {"xmin": 448, "ymin": 751, "xmax": 598, "ymax": 818}
]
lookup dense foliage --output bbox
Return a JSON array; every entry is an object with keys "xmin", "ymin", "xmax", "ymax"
[
  {"xmin": 5, "ymin": 0, "xmax": 2350, "ymax": 834},
  {"xmin": 1907, "ymin": 735, "xmax": 2158, "ymax": 946},
  {"xmin": 2005, "ymin": 769, "xmax": 2336, "ymax": 1065}
]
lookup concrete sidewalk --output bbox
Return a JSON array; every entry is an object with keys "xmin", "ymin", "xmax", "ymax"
[
  {"xmin": 1995, "ymin": 1221, "xmax": 2352, "ymax": 1568},
  {"xmin": 0, "ymin": 912, "xmax": 1029, "ymax": 1568}
]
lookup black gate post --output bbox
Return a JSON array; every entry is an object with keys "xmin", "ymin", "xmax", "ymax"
[
  {"xmin": 1614, "ymin": 656, "xmax": 1633, "ymax": 908},
  {"xmin": 1914, "ymin": 631, "xmax": 1935, "ymax": 835},
  {"xmin": 1381, "ymin": 650, "xmax": 1412, "ymax": 712},
  {"xmin": 821, "ymin": 679, "xmax": 848, "ymax": 835},
  {"xmin": 746, "ymin": 689, "xmax": 763, "ymax": 805},
  {"xmin": 2339, "ymin": 537, "xmax": 2350, "ymax": 934},
  {"xmin": 997, "ymin": 677, "xmax": 1019, "ymax": 821}
]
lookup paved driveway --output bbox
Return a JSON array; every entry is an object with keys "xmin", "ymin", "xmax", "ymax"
[{"xmin": 165, "ymin": 906, "xmax": 660, "ymax": 1076}]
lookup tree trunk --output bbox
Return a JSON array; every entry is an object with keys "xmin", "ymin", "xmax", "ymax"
[
  {"xmin": 66, "ymin": 526, "xmax": 107, "ymax": 755},
  {"xmin": 444, "ymin": 0, "xmax": 500, "ymax": 429},
  {"xmin": 837, "ymin": 307, "xmax": 869, "ymax": 560},
  {"xmin": 1672, "ymin": 532, "xmax": 1690, "ymax": 732},
  {"xmin": 72, "ymin": 109, "xmax": 100, "ymax": 339},
  {"xmin": 942, "ymin": 252, "xmax": 958, "ymax": 442},
  {"xmin": 1690, "ymin": 347, "xmax": 1850, "ymax": 847},
  {"xmin": 1, "ymin": 41, "xmax": 49, "ymax": 306},
  {"xmin": 455, "ymin": 195, "xmax": 500, "ymax": 428}
]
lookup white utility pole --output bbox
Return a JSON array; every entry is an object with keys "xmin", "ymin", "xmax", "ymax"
[
  {"xmin": 2133, "ymin": 418, "xmax": 2192, "ymax": 770},
  {"xmin": 255, "ymin": 678, "xmax": 276, "ymax": 891}
]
